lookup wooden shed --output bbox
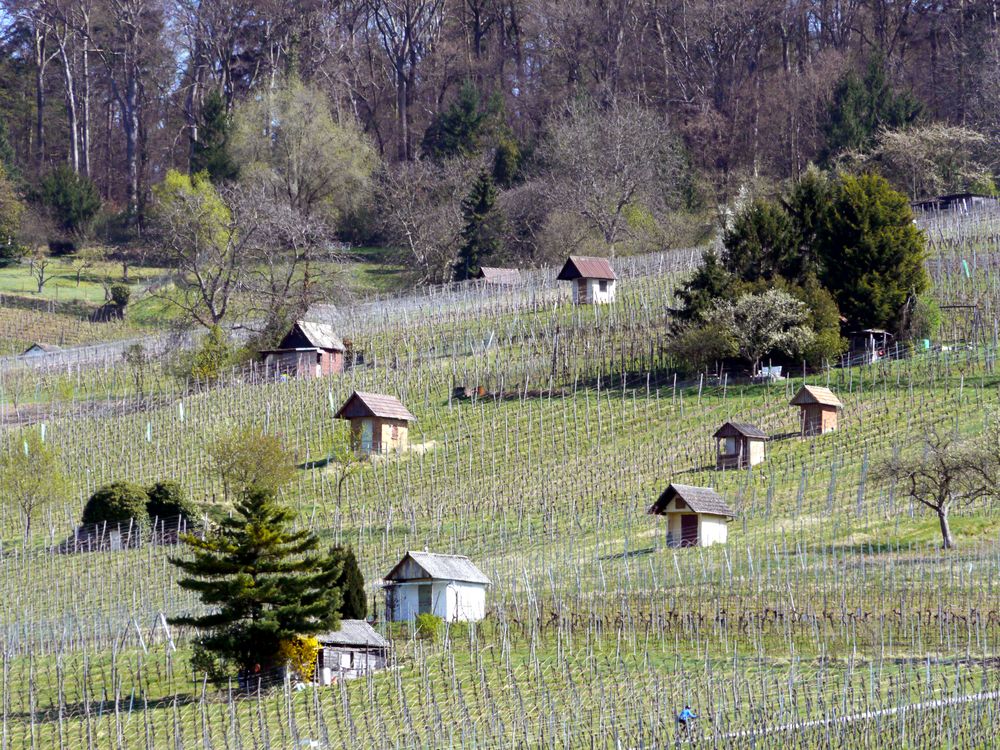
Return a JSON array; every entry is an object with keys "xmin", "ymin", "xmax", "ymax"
[
  {"xmin": 790, "ymin": 385, "xmax": 842, "ymax": 436},
  {"xmin": 474, "ymin": 267, "xmax": 521, "ymax": 285},
  {"xmin": 713, "ymin": 421, "xmax": 767, "ymax": 470},
  {"xmin": 647, "ymin": 483, "xmax": 735, "ymax": 547},
  {"xmin": 260, "ymin": 321, "xmax": 345, "ymax": 379},
  {"xmin": 556, "ymin": 256, "xmax": 617, "ymax": 304},
  {"xmin": 383, "ymin": 551, "xmax": 491, "ymax": 622},
  {"xmin": 315, "ymin": 620, "xmax": 390, "ymax": 684},
  {"xmin": 334, "ymin": 391, "xmax": 415, "ymax": 455}
]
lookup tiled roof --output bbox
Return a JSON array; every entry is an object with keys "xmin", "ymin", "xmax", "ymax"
[
  {"xmin": 648, "ymin": 483, "xmax": 736, "ymax": 518},
  {"xmin": 713, "ymin": 421, "xmax": 767, "ymax": 439},
  {"xmin": 476, "ymin": 267, "xmax": 521, "ymax": 283},
  {"xmin": 335, "ymin": 391, "xmax": 416, "ymax": 421},
  {"xmin": 790, "ymin": 385, "xmax": 843, "ymax": 408},
  {"xmin": 556, "ymin": 256, "xmax": 617, "ymax": 281}
]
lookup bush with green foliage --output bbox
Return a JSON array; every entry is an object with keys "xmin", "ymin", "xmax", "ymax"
[
  {"xmin": 146, "ymin": 480, "xmax": 196, "ymax": 521},
  {"xmin": 110, "ymin": 283, "xmax": 131, "ymax": 309},
  {"xmin": 81, "ymin": 481, "xmax": 150, "ymax": 527},
  {"xmin": 415, "ymin": 613, "xmax": 444, "ymax": 641},
  {"xmin": 181, "ymin": 325, "xmax": 238, "ymax": 382},
  {"xmin": 37, "ymin": 165, "xmax": 101, "ymax": 237}
]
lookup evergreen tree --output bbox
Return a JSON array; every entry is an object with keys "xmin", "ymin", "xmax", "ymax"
[
  {"xmin": 492, "ymin": 136, "xmax": 521, "ymax": 188},
  {"xmin": 672, "ymin": 250, "xmax": 735, "ymax": 323},
  {"xmin": 331, "ymin": 546, "xmax": 367, "ymax": 619},
  {"xmin": 37, "ymin": 165, "xmax": 102, "ymax": 237},
  {"xmin": 822, "ymin": 56, "xmax": 922, "ymax": 162},
  {"xmin": 817, "ymin": 173, "xmax": 928, "ymax": 329},
  {"xmin": 171, "ymin": 487, "xmax": 343, "ymax": 675},
  {"xmin": 191, "ymin": 90, "xmax": 239, "ymax": 183},
  {"xmin": 0, "ymin": 115, "xmax": 18, "ymax": 181},
  {"xmin": 422, "ymin": 81, "xmax": 500, "ymax": 161},
  {"xmin": 781, "ymin": 165, "xmax": 831, "ymax": 281},
  {"xmin": 454, "ymin": 170, "xmax": 505, "ymax": 281},
  {"xmin": 722, "ymin": 199, "xmax": 797, "ymax": 282},
  {"xmin": 0, "ymin": 163, "xmax": 24, "ymax": 265}
]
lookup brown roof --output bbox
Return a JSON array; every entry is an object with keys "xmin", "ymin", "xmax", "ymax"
[
  {"xmin": 790, "ymin": 385, "xmax": 843, "ymax": 408},
  {"xmin": 334, "ymin": 391, "xmax": 415, "ymax": 422},
  {"xmin": 556, "ymin": 256, "xmax": 617, "ymax": 281},
  {"xmin": 713, "ymin": 421, "xmax": 767, "ymax": 440},
  {"xmin": 476, "ymin": 267, "xmax": 521, "ymax": 283},
  {"xmin": 648, "ymin": 483, "xmax": 735, "ymax": 518}
]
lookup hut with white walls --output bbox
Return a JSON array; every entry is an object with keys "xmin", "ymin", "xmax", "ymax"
[
  {"xmin": 382, "ymin": 551, "xmax": 490, "ymax": 622},
  {"xmin": 713, "ymin": 421, "xmax": 767, "ymax": 470},
  {"xmin": 647, "ymin": 483, "xmax": 735, "ymax": 547},
  {"xmin": 556, "ymin": 256, "xmax": 617, "ymax": 304},
  {"xmin": 334, "ymin": 391, "xmax": 415, "ymax": 456}
]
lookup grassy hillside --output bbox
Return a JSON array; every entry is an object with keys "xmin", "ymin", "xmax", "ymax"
[{"xmin": 0, "ymin": 216, "xmax": 999, "ymax": 747}]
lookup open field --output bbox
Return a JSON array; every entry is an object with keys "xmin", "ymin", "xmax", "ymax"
[{"xmin": 0, "ymin": 213, "xmax": 999, "ymax": 748}]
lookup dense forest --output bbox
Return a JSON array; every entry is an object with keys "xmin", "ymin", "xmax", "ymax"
[{"xmin": 0, "ymin": 0, "xmax": 997, "ymax": 289}]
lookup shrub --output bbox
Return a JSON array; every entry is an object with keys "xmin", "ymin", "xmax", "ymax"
[
  {"xmin": 277, "ymin": 635, "xmax": 321, "ymax": 683},
  {"xmin": 110, "ymin": 283, "xmax": 131, "ymax": 308},
  {"xmin": 81, "ymin": 481, "xmax": 150, "ymax": 527},
  {"xmin": 37, "ymin": 165, "xmax": 101, "ymax": 236},
  {"xmin": 415, "ymin": 613, "xmax": 443, "ymax": 642},
  {"xmin": 146, "ymin": 480, "xmax": 196, "ymax": 522}
]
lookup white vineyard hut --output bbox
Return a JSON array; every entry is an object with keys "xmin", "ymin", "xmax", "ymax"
[
  {"xmin": 383, "ymin": 551, "xmax": 491, "ymax": 622},
  {"xmin": 647, "ymin": 483, "xmax": 735, "ymax": 547}
]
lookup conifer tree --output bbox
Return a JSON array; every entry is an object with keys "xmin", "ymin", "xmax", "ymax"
[
  {"xmin": 422, "ymin": 81, "xmax": 500, "ymax": 161},
  {"xmin": 454, "ymin": 170, "xmax": 505, "ymax": 281},
  {"xmin": 171, "ymin": 487, "xmax": 343, "ymax": 676},
  {"xmin": 331, "ymin": 546, "xmax": 367, "ymax": 619},
  {"xmin": 191, "ymin": 90, "xmax": 239, "ymax": 183}
]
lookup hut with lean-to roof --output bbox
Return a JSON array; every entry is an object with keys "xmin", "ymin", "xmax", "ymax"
[
  {"xmin": 382, "ymin": 551, "xmax": 491, "ymax": 622},
  {"xmin": 556, "ymin": 256, "xmax": 617, "ymax": 304},
  {"xmin": 260, "ymin": 320, "xmax": 345, "ymax": 379},
  {"xmin": 334, "ymin": 391, "xmax": 415, "ymax": 455},
  {"xmin": 790, "ymin": 385, "xmax": 842, "ymax": 436},
  {"xmin": 713, "ymin": 421, "xmax": 767, "ymax": 470},
  {"xmin": 314, "ymin": 620, "xmax": 390, "ymax": 684},
  {"xmin": 647, "ymin": 483, "xmax": 736, "ymax": 547}
]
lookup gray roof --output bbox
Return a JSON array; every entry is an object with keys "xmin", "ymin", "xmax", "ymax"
[
  {"xmin": 790, "ymin": 385, "xmax": 843, "ymax": 408},
  {"xmin": 476, "ymin": 267, "xmax": 521, "ymax": 283},
  {"xmin": 649, "ymin": 483, "xmax": 736, "ymax": 518},
  {"xmin": 316, "ymin": 620, "xmax": 389, "ymax": 649},
  {"xmin": 296, "ymin": 321, "xmax": 345, "ymax": 351},
  {"xmin": 335, "ymin": 391, "xmax": 416, "ymax": 422},
  {"xmin": 713, "ymin": 421, "xmax": 767, "ymax": 439},
  {"xmin": 384, "ymin": 551, "xmax": 491, "ymax": 585},
  {"xmin": 21, "ymin": 343, "xmax": 62, "ymax": 355}
]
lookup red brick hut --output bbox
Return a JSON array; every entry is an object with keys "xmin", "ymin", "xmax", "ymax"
[
  {"xmin": 474, "ymin": 267, "xmax": 521, "ymax": 285},
  {"xmin": 556, "ymin": 256, "xmax": 617, "ymax": 304},
  {"xmin": 261, "ymin": 321, "xmax": 345, "ymax": 379},
  {"xmin": 335, "ymin": 391, "xmax": 416, "ymax": 456},
  {"xmin": 713, "ymin": 421, "xmax": 767, "ymax": 470},
  {"xmin": 790, "ymin": 385, "xmax": 843, "ymax": 436}
]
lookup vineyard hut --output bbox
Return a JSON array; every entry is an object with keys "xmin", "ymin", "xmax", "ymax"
[
  {"xmin": 713, "ymin": 421, "xmax": 767, "ymax": 470},
  {"xmin": 790, "ymin": 385, "xmax": 843, "ymax": 436},
  {"xmin": 383, "ymin": 551, "xmax": 491, "ymax": 622},
  {"xmin": 315, "ymin": 620, "xmax": 390, "ymax": 684},
  {"xmin": 334, "ymin": 391, "xmax": 415, "ymax": 455},
  {"xmin": 556, "ymin": 256, "xmax": 617, "ymax": 304},
  {"xmin": 474, "ymin": 267, "xmax": 521, "ymax": 285},
  {"xmin": 20, "ymin": 343, "xmax": 61, "ymax": 357},
  {"xmin": 260, "ymin": 321, "xmax": 345, "ymax": 379},
  {"xmin": 648, "ymin": 484, "xmax": 735, "ymax": 547}
]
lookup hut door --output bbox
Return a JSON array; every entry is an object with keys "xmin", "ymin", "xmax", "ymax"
[
  {"xmin": 361, "ymin": 420, "xmax": 373, "ymax": 453},
  {"xmin": 680, "ymin": 515, "xmax": 699, "ymax": 546}
]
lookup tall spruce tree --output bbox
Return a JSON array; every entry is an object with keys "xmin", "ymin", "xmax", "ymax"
[
  {"xmin": 170, "ymin": 487, "xmax": 343, "ymax": 675},
  {"xmin": 422, "ymin": 81, "xmax": 500, "ymax": 161},
  {"xmin": 454, "ymin": 170, "xmax": 505, "ymax": 281},
  {"xmin": 332, "ymin": 546, "xmax": 367, "ymax": 619},
  {"xmin": 191, "ymin": 90, "xmax": 239, "ymax": 183}
]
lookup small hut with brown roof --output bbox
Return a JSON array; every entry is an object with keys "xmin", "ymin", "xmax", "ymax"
[
  {"xmin": 713, "ymin": 421, "xmax": 767, "ymax": 470},
  {"xmin": 648, "ymin": 483, "xmax": 735, "ymax": 547},
  {"xmin": 261, "ymin": 321, "xmax": 345, "ymax": 379},
  {"xmin": 334, "ymin": 391, "xmax": 416, "ymax": 455},
  {"xmin": 556, "ymin": 256, "xmax": 617, "ymax": 304},
  {"xmin": 790, "ymin": 385, "xmax": 843, "ymax": 436},
  {"xmin": 474, "ymin": 267, "xmax": 521, "ymax": 285}
]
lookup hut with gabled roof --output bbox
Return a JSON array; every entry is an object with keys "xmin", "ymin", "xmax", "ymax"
[
  {"xmin": 556, "ymin": 256, "xmax": 617, "ymax": 304},
  {"xmin": 261, "ymin": 320, "xmax": 345, "ymax": 379},
  {"xmin": 790, "ymin": 385, "xmax": 842, "ymax": 436},
  {"xmin": 334, "ymin": 391, "xmax": 415, "ymax": 455},
  {"xmin": 648, "ymin": 483, "xmax": 735, "ymax": 547},
  {"xmin": 314, "ymin": 620, "xmax": 390, "ymax": 684},
  {"xmin": 474, "ymin": 267, "xmax": 521, "ymax": 285},
  {"xmin": 713, "ymin": 421, "xmax": 767, "ymax": 470},
  {"xmin": 383, "ymin": 551, "xmax": 491, "ymax": 622}
]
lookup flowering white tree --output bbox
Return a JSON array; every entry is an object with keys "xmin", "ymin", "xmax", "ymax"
[{"xmin": 710, "ymin": 289, "xmax": 814, "ymax": 377}]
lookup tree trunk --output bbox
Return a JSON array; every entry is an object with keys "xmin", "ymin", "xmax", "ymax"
[
  {"xmin": 81, "ymin": 34, "xmax": 92, "ymax": 177},
  {"xmin": 938, "ymin": 506, "xmax": 954, "ymax": 549},
  {"xmin": 34, "ymin": 28, "xmax": 48, "ymax": 169},
  {"xmin": 58, "ymin": 41, "xmax": 80, "ymax": 173},
  {"xmin": 396, "ymin": 68, "xmax": 409, "ymax": 161}
]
